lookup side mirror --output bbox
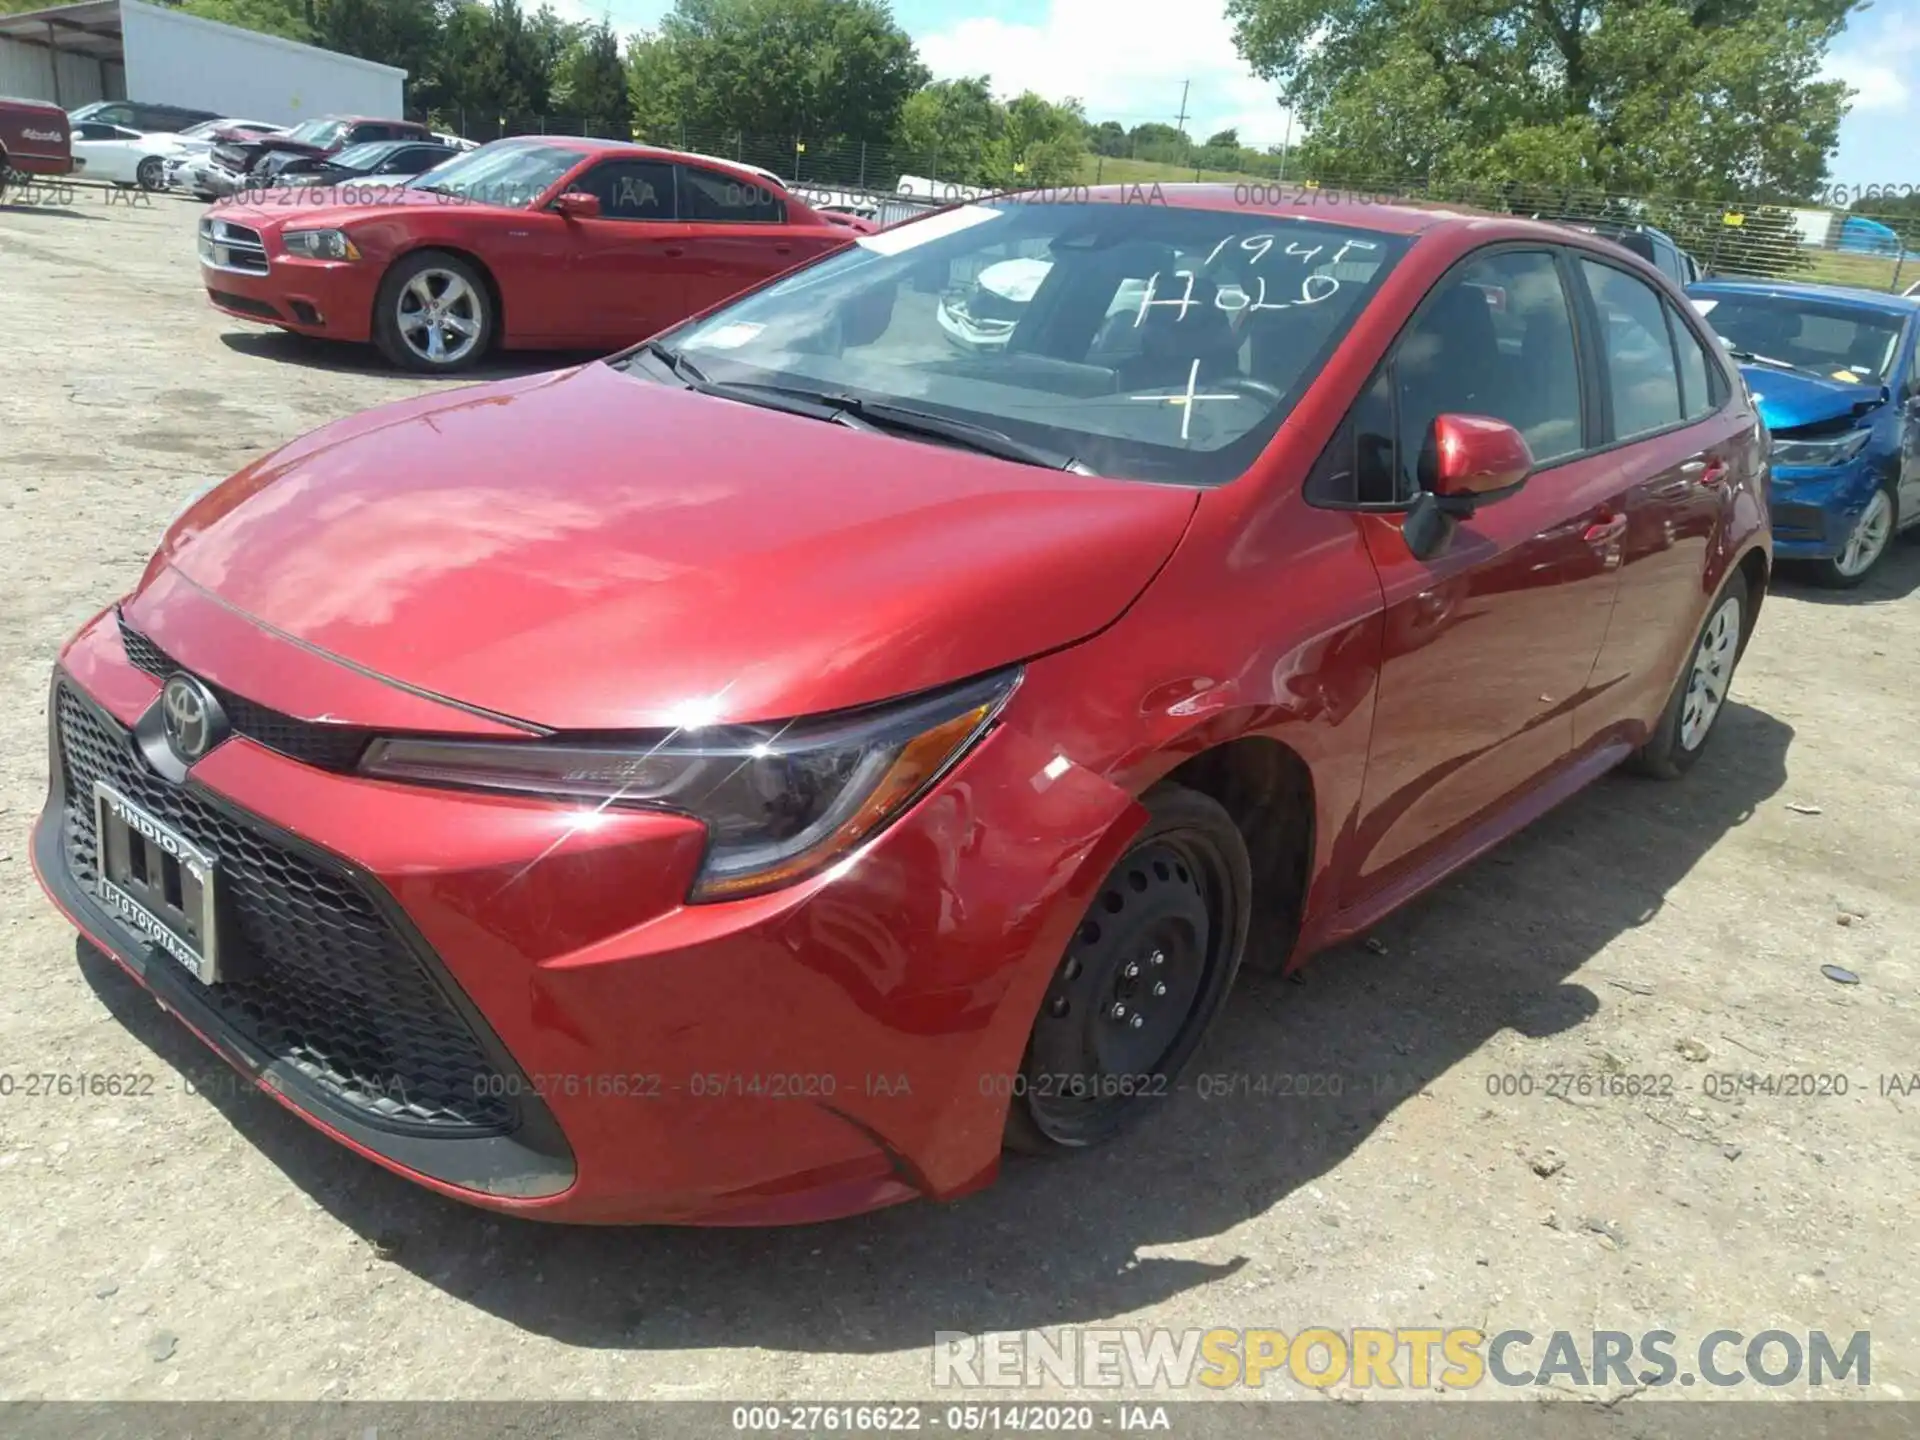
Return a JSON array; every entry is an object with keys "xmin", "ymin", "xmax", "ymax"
[
  {"xmin": 552, "ymin": 191, "xmax": 602, "ymax": 220},
  {"xmin": 1402, "ymin": 414, "xmax": 1534, "ymax": 561}
]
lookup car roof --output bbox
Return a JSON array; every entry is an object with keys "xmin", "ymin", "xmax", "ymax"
[
  {"xmin": 988, "ymin": 183, "xmax": 1612, "ymax": 242},
  {"xmin": 487, "ymin": 136, "xmax": 807, "ymax": 184},
  {"xmin": 1688, "ymin": 278, "xmax": 1920, "ymax": 314}
]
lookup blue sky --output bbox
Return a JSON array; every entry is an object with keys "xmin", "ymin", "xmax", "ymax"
[{"xmin": 561, "ymin": 0, "xmax": 1916, "ymax": 189}]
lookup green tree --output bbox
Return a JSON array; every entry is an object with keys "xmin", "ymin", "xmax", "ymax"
[
  {"xmin": 310, "ymin": 0, "xmax": 440, "ymax": 88},
  {"xmin": 626, "ymin": 35, "xmax": 681, "ymax": 140},
  {"xmin": 176, "ymin": 0, "xmax": 310, "ymax": 40},
  {"xmin": 549, "ymin": 19, "xmax": 632, "ymax": 133},
  {"xmin": 1227, "ymin": 0, "xmax": 1861, "ymax": 199},
  {"xmin": 1089, "ymin": 119, "xmax": 1129, "ymax": 157},
  {"xmin": 983, "ymin": 92, "xmax": 1087, "ymax": 187},
  {"xmin": 643, "ymin": 0, "xmax": 928, "ymax": 142},
  {"xmin": 896, "ymin": 75, "xmax": 1001, "ymax": 177},
  {"xmin": 1205, "ymin": 127, "xmax": 1240, "ymax": 148},
  {"xmin": 1128, "ymin": 122, "xmax": 1188, "ymax": 153}
]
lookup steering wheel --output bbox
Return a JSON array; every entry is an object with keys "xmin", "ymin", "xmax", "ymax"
[{"xmin": 1217, "ymin": 377, "xmax": 1284, "ymax": 405}]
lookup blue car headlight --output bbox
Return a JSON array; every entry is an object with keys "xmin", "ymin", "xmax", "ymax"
[{"xmin": 1770, "ymin": 429, "xmax": 1871, "ymax": 468}]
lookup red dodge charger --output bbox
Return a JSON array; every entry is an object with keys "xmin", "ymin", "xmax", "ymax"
[
  {"xmin": 199, "ymin": 136, "xmax": 869, "ymax": 371},
  {"xmin": 38, "ymin": 187, "xmax": 1770, "ymax": 1224}
]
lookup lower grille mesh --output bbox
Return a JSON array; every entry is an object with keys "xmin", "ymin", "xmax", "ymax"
[{"xmin": 57, "ymin": 684, "xmax": 511, "ymax": 1133}]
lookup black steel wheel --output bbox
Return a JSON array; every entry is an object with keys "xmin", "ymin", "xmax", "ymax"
[{"xmin": 1006, "ymin": 783, "xmax": 1250, "ymax": 1153}]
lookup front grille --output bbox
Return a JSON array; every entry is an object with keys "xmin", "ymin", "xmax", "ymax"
[
  {"xmin": 199, "ymin": 216, "xmax": 269, "ymax": 274},
  {"xmin": 56, "ymin": 685, "xmax": 511, "ymax": 1133},
  {"xmin": 118, "ymin": 613, "xmax": 371, "ymax": 771}
]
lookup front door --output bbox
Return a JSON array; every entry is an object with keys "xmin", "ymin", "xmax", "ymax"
[
  {"xmin": 1349, "ymin": 247, "xmax": 1619, "ymax": 899},
  {"xmin": 559, "ymin": 157, "xmax": 688, "ymax": 343}
]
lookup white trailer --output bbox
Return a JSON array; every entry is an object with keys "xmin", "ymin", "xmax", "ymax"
[{"xmin": 0, "ymin": 0, "xmax": 405, "ymax": 124}]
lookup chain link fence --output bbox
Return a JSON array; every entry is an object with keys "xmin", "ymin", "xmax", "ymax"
[{"xmin": 411, "ymin": 109, "xmax": 1918, "ymax": 295}]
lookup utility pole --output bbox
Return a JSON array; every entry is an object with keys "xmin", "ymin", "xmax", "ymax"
[{"xmin": 1175, "ymin": 79, "xmax": 1191, "ymax": 153}]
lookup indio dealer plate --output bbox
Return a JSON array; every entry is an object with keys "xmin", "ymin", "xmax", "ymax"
[{"xmin": 92, "ymin": 781, "xmax": 222, "ymax": 985}]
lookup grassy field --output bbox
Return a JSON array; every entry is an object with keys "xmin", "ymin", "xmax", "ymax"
[
  {"xmin": 1793, "ymin": 248, "xmax": 1913, "ymax": 293},
  {"xmin": 1077, "ymin": 154, "xmax": 1274, "ymax": 187}
]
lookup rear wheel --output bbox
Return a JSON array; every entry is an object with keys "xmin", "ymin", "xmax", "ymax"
[
  {"xmin": 373, "ymin": 250, "xmax": 494, "ymax": 373},
  {"xmin": 1813, "ymin": 484, "xmax": 1896, "ymax": 588},
  {"xmin": 1004, "ymin": 784, "xmax": 1250, "ymax": 1154},
  {"xmin": 1631, "ymin": 570, "xmax": 1748, "ymax": 779}
]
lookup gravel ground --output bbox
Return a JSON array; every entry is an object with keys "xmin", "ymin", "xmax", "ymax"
[{"xmin": 1, "ymin": 192, "xmax": 1916, "ymax": 1405}]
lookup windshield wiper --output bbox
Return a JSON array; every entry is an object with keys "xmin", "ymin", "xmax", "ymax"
[
  {"xmin": 626, "ymin": 348, "xmax": 1083, "ymax": 470},
  {"xmin": 1723, "ymin": 347, "xmax": 1826, "ymax": 378},
  {"xmin": 636, "ymin": 339, "xmax": 712, "ymax": 388},
  {"xmin": 790, "ymin": 391, "xmax": 1082, "ymax": 471},
  {"xmin": 630, "ymin": 345, "xmax": 891, "ymax": 428}
]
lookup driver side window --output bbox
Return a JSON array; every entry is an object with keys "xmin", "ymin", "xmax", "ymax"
[
  {"xmin": 571, "ymin": 160, "xmax": 677, "ymax": 221},
  {"xmin": 1308, "ymin": 248, "xmax": 1585, "ymax": 507}
]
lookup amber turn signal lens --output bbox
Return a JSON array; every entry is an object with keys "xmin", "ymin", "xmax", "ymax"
[{"xmin": 691, "ymin": 700, "xmax": 995, "ymax": 901}]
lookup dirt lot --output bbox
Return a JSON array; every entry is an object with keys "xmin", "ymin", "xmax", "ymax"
[{"xmin": 1, "ymin": 190, "xmax": 1917, "ymax": 1405}]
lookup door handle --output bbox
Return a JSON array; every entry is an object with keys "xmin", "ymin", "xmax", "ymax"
[
  {"xmin": 1583, "ymin": 512, "xmax": 1628, "ymax": 545},
  {"xmin": 659, "ymin": 245, "xmax": 686, "ymax": 258},
  {"xmin": 774, "ymin": 244, "xmax": 793, "ymax": 255},
  {"xmin": 1682, "ymin": 457, "xmax": 1730, "ymax": 486}
]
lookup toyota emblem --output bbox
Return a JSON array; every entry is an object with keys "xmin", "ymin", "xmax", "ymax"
[{"xmin": 161, "ymin": 674, "xmax": 227, "ymax": 763}]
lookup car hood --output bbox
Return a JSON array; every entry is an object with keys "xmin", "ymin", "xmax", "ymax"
[
  {"xmin": 146, "ymin": 364, "xmax": 1198, "ymax": 730},
  {"xmin": 1739, "ymin": 365, "xmax": 1887, "ymax": 431}
]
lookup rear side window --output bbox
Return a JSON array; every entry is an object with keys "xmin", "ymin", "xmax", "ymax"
[
  {"xmin": 1580, "ymin": 259, "xmax": 1683, "ymax": 439},
  {"xmin": 680, "ymin": 166, "xmax": 785, "ymax": 223},
  {"xmin": 1666, "ymin": 301, "xmax": 1721, "ymax": 420},
  {"xmin": 391, "ymin": 147, "xmax": 446, "ymax": 174}
]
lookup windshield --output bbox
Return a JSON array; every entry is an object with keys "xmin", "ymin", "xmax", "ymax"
[
  {"xmin": 331, "ymin": 142, "xmax": 399, "ymax": 172},
  {"xmin": 179, "ymin": 120, "xmax": 222, "ymax": 140},
  {"xmin": 405, "ymin": 140, "xmax": 588, "ymax": 206},
  {"xmin": 285, "ymin": 119, "xmax": 348, "ymax": 147},
  {"xmin": 644, "ymin": 201, "xmax": 1407, "ymax": 484},
  {"xmin": 1692, "ymin": 294, "xmax": 1906, "ymax": 383}
]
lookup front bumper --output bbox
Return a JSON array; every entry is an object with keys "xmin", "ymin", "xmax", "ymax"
[
  {"xmin": 200, "ymin": 251, "xmax": 376, "ymax": 342},
  {"xmin": 1767, "ymin": 456, "xmax": 1885, "ymax": 560},
  {"xmin": 33, "ymin": 602, "xmax": 1139, "ymax": 1223}
]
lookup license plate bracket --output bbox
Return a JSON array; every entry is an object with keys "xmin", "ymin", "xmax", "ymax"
[{"xmin": 92, "ymin": 781, "xmax": 223, "ymax": 986}]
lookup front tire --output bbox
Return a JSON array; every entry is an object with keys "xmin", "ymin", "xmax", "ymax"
[
  {"xmin": 136, "ymin": 156, "xmax": 166, "ymax": 190},
  {"xmin": 1631, "ymin": 570, "xmax": 1749, "ymax": 780},
  {"xmin": 1004, "ymin": 783, "xmax": 1251, "ymax": 1155},
  {"xmin": 373, "ymin": 250, "xmax": 494, "ymax": 373},
  {"xmin": 1813, "ymin": 483, "xmax": 1896, "ymax": 588}
]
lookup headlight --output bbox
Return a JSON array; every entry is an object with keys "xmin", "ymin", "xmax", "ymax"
[
  {"xmin": 359, "ymin": 671, "xmax": 1018, "ymax": 901},
  {"xmin": 281, "ymin": 228, "xmax": 360, "ymax": 261},
  {"xmin": 1770, "ymin": 428, "xmax": 1870, "ymax": 467}
]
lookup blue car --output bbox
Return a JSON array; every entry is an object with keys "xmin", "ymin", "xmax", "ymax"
[{"xmin": 1686, "ymin": 280, "xmax": 1920, "ymax": 586}]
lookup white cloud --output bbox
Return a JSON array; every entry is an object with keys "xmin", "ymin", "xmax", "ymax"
[
  {"xmin": 1837, "ymin": 63, "xmax": 1910, "ymax": 112},
  {"xmin": 1823, "ymin": 11, "xmax": 1920, "ymax": 113},
  {"xmin": 920, "ymin": 0, "xmax": 1296, "ymax": 148}
]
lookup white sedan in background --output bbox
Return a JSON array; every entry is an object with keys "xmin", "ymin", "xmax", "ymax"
[{"xmin": 71, "ymin": 116, "xmax": 279, "ymax": 189}]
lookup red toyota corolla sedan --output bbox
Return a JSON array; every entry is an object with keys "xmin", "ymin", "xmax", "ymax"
[
  {"xmin": 198, "ymin": 136, "xmax": 868, "ymax": 371},
  {"xmin": 37, "ymin": 188, "xmax": 1770, "ymax": 1224}
]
